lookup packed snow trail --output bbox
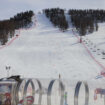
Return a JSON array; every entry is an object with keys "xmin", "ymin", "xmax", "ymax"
[
  {"xmin": 0, "ymin": 14, "xmax": 103, "ymax": 81},
  {"xmin": 72, "ymin": 30, "xmax": 105, "ymax": 71}
]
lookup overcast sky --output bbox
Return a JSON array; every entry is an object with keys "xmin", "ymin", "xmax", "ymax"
[{"xmin": 0, "ymin": 0, "xmax": 105, "ymax": 20}]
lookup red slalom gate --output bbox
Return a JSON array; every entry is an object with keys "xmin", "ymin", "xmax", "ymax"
[{"xmin": 72, "ymin": 29, "xmax": 105, "ymax": 73}]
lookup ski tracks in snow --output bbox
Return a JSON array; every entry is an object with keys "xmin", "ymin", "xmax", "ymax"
[{"xmin": 0, "ymin": 14, "xmax": 104, "ymax": 80}]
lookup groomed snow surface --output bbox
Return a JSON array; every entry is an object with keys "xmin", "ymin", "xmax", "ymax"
[
  {"xmin": 0, "ymin": 13, "xmax": 105, "ymax": 105},
  {"xmin": 0, "ymin": 13, "xmax": 105, "ymax": 80}
]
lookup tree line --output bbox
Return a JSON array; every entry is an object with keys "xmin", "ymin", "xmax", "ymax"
[
  {"xmin": 43, "ymin": 8, "xmax": 68, "ymax": 31},
  {"xmin": 68, "ymin": 9, "xmax": 105, "ymax": 36},
  {"xmin": 0, "ymin": 10, "xmax": 34, "ymax": 45}
]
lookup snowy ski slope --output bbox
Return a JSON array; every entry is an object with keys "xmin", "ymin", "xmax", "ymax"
[{"xmin": 0, "ymin": 13, "xmax": 104, "ymax": 82}]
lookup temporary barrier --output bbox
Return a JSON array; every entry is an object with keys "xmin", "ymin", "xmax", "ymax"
[
  {"xmin": 74, "ymin": 81, "xmax": 89, "ymax": 105},
  {"xmin": 1, "ymin": 76, "xmax": 105, "ymax": 105}
]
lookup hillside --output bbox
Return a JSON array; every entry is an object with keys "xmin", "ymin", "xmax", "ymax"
[{"xmin": 0, "ymin": 13, "xmax": 104, "ymax": 82}]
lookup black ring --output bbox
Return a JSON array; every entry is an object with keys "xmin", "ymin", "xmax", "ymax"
[
  {"xmin": 74, "ymin": 81, "xmax": 89, "ymax": 105},
  {"xmin": 47, "ymin": 79, "xmax": 65, "ymax": 105}
]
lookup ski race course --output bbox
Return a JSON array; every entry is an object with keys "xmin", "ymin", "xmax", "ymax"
[
  {"xmin": 0, "ymin": 14, "xmax": 105, "ymax": 80},
  {"xmin": 0, "ymin": 13, "xmax": 105, "ymax": 105}
]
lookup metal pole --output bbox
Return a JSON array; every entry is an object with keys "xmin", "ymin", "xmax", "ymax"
[{"xmin": 59, "ymin": 74, "xmax": 61, "ymax": 95}]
